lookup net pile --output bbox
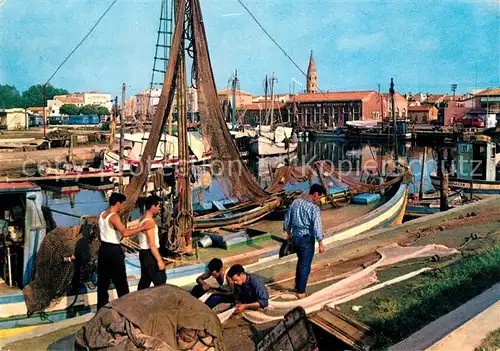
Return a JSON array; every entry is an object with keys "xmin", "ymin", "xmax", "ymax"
[
  {"xmin": 23, "ymin": 220, "xmax": 100, "ymax": 314},
  {"xmin": 75, "ymin": 284, "xmax": 226, "ymax": 351}
]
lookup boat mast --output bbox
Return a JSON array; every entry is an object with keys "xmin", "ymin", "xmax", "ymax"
[
  {"xmin": 119, "ymin": 83, "xmax": 126, "ymax": 191},
  {"xmin": 270, "ymin": 73, "xmax": 276, "ymax": 127},
  {"xmin": 175, "ymin": 0, "xmax": 193, "ymax": 254},
  {"xmin": 231, "ymin": 70, "xmax": 238, "ymax": 131},
  {"xmin": 390, "ymin": 78, "xmax": 398, "ymax": 161},
  {"xmin": 262, "ymin": 74, "xmax": 268, "ymax": 133}
]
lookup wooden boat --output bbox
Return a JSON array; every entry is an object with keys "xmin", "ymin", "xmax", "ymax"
[
  {"xmin": 405, "ymin": 189, "xmax": 464, "ymax": 217},
  {"xmin": 104, "ymin": 131, "xmax": 212, "ymax": 172},
  {"xmin": 249, "ymin": 136, "xmax": 298, "ymax": 157},
  {"xmin": 430, "ymin": 137, "xmax": 500, "ymax": 194},
  {"xmin": 0, "ymin": 180, "xmax": 408, "ymax": 329}
]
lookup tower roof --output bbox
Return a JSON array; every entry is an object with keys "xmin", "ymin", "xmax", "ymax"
[{"xmin": 307, "ymin": 50, "xmax": 316, "ymax": 77}]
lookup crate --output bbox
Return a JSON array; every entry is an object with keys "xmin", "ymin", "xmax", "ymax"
[
  {"xmin": 308, "ymin": 306, "xmax": 376, "ymax": 351},
  {"xmin": 352, "ymin": 193, "xmax": 381, "ymax": 205},
  {"xmin": 257, "ymin": 307, "xmax": 318, "ymax": 351}
]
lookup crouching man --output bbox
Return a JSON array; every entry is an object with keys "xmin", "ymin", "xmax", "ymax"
[{"xmin": 227, "ymin": 264, "xmax": 269, "ymax": 314}]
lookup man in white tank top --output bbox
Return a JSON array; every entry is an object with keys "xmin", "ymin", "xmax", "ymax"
[
  {"xmin": 97, "ymin": 192, "xmax": 147, "ymax": 310},
  {"xmin": 137, "ymin": 195, "xmax": 167, "ymax": 290}
]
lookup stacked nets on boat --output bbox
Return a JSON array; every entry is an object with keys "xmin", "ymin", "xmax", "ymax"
[
  {"xmin": 75, "ymin": 284, "xmax": 226, "ymax": 351},
  {"xmin": 23, "ymin": 219, "xmax": 100, "ymax": 314}
]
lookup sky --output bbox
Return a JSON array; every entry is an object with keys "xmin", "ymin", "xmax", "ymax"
[{"xmin": 1, "ymin": 0, "xmax": 499, "ymax": 98}]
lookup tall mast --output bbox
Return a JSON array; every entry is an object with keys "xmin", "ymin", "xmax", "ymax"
[
  {"xmin": 231, "ymin": 70, "xmax": 238, "ymax": 131},
  {"xmin": 175, "ymin": 0, "xmax": 192, "ymax": 254},
  {"xmin": 270, "ymin": 73, "xmax": 276, "ymax": 127},
  {"xmin": 119, "ymin": 83, "xmax": 126, "ymax": 190},
  {"xmin": 390, "ymin": 78, "xmax": 397, "ymax": 161},
  {"xmin": 263, "ymin": 74, "xmax": 268, "ymax": 131}
]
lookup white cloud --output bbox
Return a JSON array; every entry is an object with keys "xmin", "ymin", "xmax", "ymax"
[{"xmin": 337, "ymin": 32, "xmax": 384, "ymax": 51}]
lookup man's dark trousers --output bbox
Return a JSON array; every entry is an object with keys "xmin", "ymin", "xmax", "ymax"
[
  {"xmin": 138, "ymin": 249, "xmax": 167, "ymax": 290},
  {"xmin": 97, "ymin": 242, "xmax": 130, "ymax": 310},
  {"xmin": 293, "ymin": 235, "xmax": 315, "ymax": 294}
]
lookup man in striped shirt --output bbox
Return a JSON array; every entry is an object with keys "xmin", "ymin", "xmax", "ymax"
[{"xmin": 283, "ymin": 184, "xmax": 326, "ymax": 299}]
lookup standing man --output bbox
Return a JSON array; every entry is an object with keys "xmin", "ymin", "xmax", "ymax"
[
  {"xmin": 137, "ymin": 195, "xmax": 167, "ymax": 290},
  {"xmin": 227, "ymin": 264, "xmax": 268, "ymax": 313},
  {"xmin": 97, "ymin": 192, "xmax": 146, "ymax": 310},
  {"xmin": 283, "ymin": 184, "xmax": 326, "ymax": 299}
]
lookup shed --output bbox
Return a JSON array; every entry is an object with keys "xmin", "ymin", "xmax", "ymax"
[{"xmin": 0, "ymin": 109, "xmax": 28, "ymax": 130}]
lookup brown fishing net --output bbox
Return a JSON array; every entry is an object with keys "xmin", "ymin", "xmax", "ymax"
[
  {"xmin": 23, "ymin": 220, "xmax": 100, "ymax": 314},
  {"xmin": 75, "ymin": 284, "xmax": 226, "ymax": 350},
  {"xmin": 190, "ymin": 0, "xmax": 269, "ymax": 202}
]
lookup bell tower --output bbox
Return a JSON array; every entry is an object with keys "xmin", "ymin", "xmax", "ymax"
[{"xmin": 306, "ymin": 50, "xmax": 317, "ymax": 93}]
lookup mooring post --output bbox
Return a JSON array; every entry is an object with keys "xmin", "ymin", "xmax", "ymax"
[{"xmin": 437, "ymin": 148, "xmax": 449, "ymax": 211}]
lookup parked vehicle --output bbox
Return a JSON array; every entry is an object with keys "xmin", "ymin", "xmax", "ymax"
[{"xmin": 454, "ymin": 116, "xmax": 484, "ymax": 128}]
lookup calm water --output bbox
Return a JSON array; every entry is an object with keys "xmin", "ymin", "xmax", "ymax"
[{"xmin": 45, "ymin": 139, "xmax": 446, "ymax": 226}]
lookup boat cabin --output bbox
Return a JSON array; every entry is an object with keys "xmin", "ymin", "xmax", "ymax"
[
  {"xmin": 0, "ymin": 182, "xmax": 46, "ymax": 289},
  {"xmin": 455, "ymin": 138, "xmax": 499, "ymax": 182}
]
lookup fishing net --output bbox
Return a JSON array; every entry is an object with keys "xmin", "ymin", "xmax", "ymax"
[
  {"xmin": 75, "ymin": 284, "xmax": 226, "ymax": 351},
  {"xmin": 189, "ymin": 0, "xmax": 269, "ymax": 202},
  {"xmin": 23, "ymin": 219, "xmax": 100, "ymax": 315}
]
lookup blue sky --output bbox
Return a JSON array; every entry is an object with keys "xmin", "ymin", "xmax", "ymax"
[{"xmin": 1, "ymin": 0, "xmax": 499, "ymax": 98}]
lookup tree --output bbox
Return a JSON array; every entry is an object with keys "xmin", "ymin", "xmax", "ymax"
[
  {"xmin": 96, "ymin": 106, "xmax": 110, "ymax": 116},
  {"xmin": 79, "ymin": 104, "xmax": 99, "ymax": 115},
  {"xmin": 22, "ymin": 84, "xmax": 69, "ymax": 108},
  {"xmin": 59, "ymin": 104, "xmax": 79, "ymax": 115},
  {"xmin": 0, "ymin": 85, "xmax": 22, "ymax": 108}
]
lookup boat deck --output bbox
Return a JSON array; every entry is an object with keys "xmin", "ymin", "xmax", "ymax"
[{"xmin": 185, "ymin": 202, "xmax": 379, "ymax": 264}]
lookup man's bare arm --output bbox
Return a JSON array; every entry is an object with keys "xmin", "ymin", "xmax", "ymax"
[{"xmin": 110, "ymin": 215, "xmax": 145, "ymax": 237}]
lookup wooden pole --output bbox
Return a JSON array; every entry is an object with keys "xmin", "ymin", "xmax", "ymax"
[
  {"xmin": 120, "ymin": 85, "xmax": 126, "ymax": 190},
  {"xmin": 419, "ymin": 146, "xmax": 427, "ymax": 200},
  {"xmin": 437, "ymin": 148, "xmax": 449, "ymax": 211},
  {"xmin": 42, "ymin": 84, "xmax": 47, "ymax": 138}
]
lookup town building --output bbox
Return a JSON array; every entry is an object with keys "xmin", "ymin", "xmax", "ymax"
[
  {"xmin": 135, "ymin": 88, "xmax": 161, "ymax": 120},
  {"xmin": 0, "ymin": 108, "xmax": 28, "ymax": 130},
  {"xmin": 382, "ymin": 93, "xmax": 409, "ymax": 119},
  {"xmin": 408, "ymin": 105, "xmax": 439, "ymax": 124},
  {"xmin": 289, "ymin": 91, "xmax": 384, "ymax": 129},
  {"xmin": 46, "ymin": 92, "xmax": 111, "ymax": 116},
  {"xmin": 444, "ymin": 101, "xmax": 469, "ymax": 125},
  {"xmin": 217, "ymin": 88, "xmax": 253, "ymax": 108}
]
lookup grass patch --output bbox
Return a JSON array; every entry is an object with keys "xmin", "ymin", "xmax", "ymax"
[
  {"xmin": 339, "ymin": 244, "xmax": 500, "ymax": 350},
  {"xmin": 475, "ymin": 328, "xmax": 500, "ymax": 351}
]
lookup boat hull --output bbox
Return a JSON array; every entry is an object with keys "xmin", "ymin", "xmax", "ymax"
[
  {"xmin": 430, "ymin": 174, "xmax": 500, "ymax": 194},
  {"xmin": 249, "ymin": 137, "xmax": 298, "ymax": 157},
  {"xmin": 0, "ymin": 183, "xmax": 408, "ymax": 329}
]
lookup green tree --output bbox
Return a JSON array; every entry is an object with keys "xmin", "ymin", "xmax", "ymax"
[
  {"xmin": 59, "ymin": 104, "xmax": 79, "ymax": 115},
  {"xmin": 21, "ymin": 84, "xmax": 69, "ymax": 108},
  {"xmin": 96, "ymin": 106, "xmax": 110, "ymax": 116},
  {"xmin": 79, "ymin": 104, "xmax": 99, "ymax": 115},
  {"xmin": 0, "ymin": 85, "xmax": 22, "ymax": 108}
]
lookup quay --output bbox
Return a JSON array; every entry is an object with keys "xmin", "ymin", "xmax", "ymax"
[{"xmin": 0, "ymin": 196, "xmax": 499, "ymax": 350}]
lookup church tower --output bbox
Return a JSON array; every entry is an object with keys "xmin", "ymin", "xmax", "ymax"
[{"xmin": 306, "ymin": 50, "xmax": 317, "ymax": 93}]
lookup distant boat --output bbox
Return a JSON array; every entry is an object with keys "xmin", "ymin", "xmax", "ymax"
[
  {"xmin": 104, "ymin": 131, "xmax": 212, "ymax": 172},
  {"xmin": 430, "ymin": 136, "xmax": 500, "ymax": 194}
]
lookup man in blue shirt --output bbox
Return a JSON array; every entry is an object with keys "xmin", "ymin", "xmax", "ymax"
[
  {"xmin": 227, "ymin": 264, "xmax": 269, "ymax": 313},
  {"xmin": 283, "ymin": 184, "xmax": 326, "ymax": 299}
]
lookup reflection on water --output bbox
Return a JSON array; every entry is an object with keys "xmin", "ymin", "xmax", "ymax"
[{"xmin": 44, "ymin": 140, "xmax": 450, "ymax": 224}]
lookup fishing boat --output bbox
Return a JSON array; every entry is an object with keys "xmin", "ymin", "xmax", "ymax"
[
  {"xmin": 0, "ymin": 177, "xmax": 408, "ymax": 329},
  {"xmin": 104, "ymin": 130, "xmax": 212, "ymax": 172},
  {"xmin": 249, "ymin": 75, "xmax": 298, "ymax": 156},
  {"xmin": 405, "ymin": 189, "xmax": 464, "ymax": 217},
  {"xmin": 430, "ymin": 136, "xmax": 500, "ymax": 194}
]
